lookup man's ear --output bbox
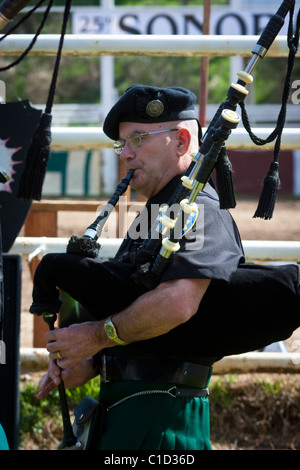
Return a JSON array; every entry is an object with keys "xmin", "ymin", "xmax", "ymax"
[{"xmin": 176, "ymin": 128, "xmax": 191, "ymax": 156}]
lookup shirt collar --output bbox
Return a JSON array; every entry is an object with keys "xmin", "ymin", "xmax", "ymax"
[{"xmin": 146, "ymin": 171, "xmax": 186, "ymax": 207}]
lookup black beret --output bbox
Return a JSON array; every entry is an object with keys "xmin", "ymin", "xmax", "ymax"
[{"xmin": 103, "ymin": 84, "xmax": 198, "ymax": 140}]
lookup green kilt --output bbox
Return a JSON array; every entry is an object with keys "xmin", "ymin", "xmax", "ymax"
[
  {"xmin": 0, "ymin": 424, "xmax": 9, "ymax": 450},
  {"xmin": 98, "ymin": 380, "xmax": 212, "ymax": 450}
]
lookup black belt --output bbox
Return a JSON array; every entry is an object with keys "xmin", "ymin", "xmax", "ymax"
[{"xmin": 99, "ymin": 354, "xmax": 211, "ymax": 389}]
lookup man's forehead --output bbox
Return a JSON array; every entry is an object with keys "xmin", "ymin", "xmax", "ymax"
[{"xmin": 119, "ymin": 121, "xmax": 171, "ymax": 135}]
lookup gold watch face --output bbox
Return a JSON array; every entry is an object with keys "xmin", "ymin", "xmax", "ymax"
[{"xmin": 105, "ymin": 323, "xmax": 116, "ymax": 339}]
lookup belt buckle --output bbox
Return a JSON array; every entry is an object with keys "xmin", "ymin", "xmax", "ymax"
[{"xmin": 100, "ymin": 354, "xmax": 111, "ymax": 383}]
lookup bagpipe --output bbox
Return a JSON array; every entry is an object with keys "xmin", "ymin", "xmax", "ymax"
[
  {"xmin": 34, "ymin": 0, "xmax": 300, "ymax": 355},
  {"xmin": 52, "ymin": 0, "xmax": 300, "ymax": 355},
  {"xmin": 52, "ymin": 0, "xmax": 300, "ymax": 356},
  {"xmin": 0, "ymin": 0, "xmax": 32, "ymax": 30}
]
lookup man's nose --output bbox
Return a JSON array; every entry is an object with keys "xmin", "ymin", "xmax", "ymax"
[{"xmin": 119, "ymin": 144, "xmax": 135, "ymax": 162}]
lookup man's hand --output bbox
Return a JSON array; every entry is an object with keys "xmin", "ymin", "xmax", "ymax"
[
  {"xmin": 36, "ymin": 357, "xmax": 96, "ymax": 400},
  {"xmin": 45, "ymin": 321, "xmax": 106, "ymax": 369}
]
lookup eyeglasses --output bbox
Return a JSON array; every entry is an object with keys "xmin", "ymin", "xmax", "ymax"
[{"xmin": 113, "ymin": 128, "xmax": 178, "ymax": 155}]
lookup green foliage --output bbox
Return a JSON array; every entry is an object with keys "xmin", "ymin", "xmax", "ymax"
[
  {"xmin": 114, "ymin": 56, "xmax": 229, "ymax": 103},
  {"xmin": 19, "ymin": 385, "xmax": 62, "ymax": 437},
  {"xmin": 259, "ymin": 378, "xmax": 281, "ymax": 396},
  {"xmin": 210, "ymin": 375, "xmax": 237, "ymax": 408},
  {"xmin": 19, "ymin": 378, "xmax": 100, "ymax": 443},
  {"xmin": 65, "ymin": 377, "xmax": 100, "ymax": 405},
  {"xmin": 254, "ymin": 57, "xmax": 300, "ymax": 104}
]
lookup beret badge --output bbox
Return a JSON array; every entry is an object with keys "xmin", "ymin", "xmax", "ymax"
[{"xmin": 145, "ymin": 99, "xmax": 164, "ymax": 117}]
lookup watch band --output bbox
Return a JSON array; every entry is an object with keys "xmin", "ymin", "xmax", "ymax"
[{"xmin": 104, "ymin": 315, "xmax": 129, "ymax": 346}]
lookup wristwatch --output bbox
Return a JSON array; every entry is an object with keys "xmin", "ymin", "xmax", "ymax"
[{"xmin": 104, "ymin": 315, "xmax": 129, "ymax": 346}]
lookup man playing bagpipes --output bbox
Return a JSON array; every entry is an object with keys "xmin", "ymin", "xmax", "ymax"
[
  {"xmin": 0, "ymin": 0, "xmax": 297, "ymax": 452},
  {"xmin": 32, "ymin": 85, "xmax": 245, "ymax": 450},
  {"xmin": 31, "ymin": 85, "xmax": 300, "ymax": 450}
]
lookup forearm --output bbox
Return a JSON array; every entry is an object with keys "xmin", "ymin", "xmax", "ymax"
[
  {"xmin": 115, "ymin": 285, "xmax": 188, "ymax": 342},
  {"xmin": 93, "ymin": 278, "xmax": 210, "ymax": 346},
  {"xmin": 46, "ymin": 278, "xmax": 210, "ymax": 369}
]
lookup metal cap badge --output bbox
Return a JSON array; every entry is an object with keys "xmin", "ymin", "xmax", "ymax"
[{"xmin": 146, "ymin": 99, "xmax": 164, "ymax": 117}]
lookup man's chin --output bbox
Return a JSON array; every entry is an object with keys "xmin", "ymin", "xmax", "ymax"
[
  {"xmin": 130, "ymin": 179, "xmax": 148, "ymax": 197},
  {"xmin": 130, "ymin": 171, "xmax": 143, "ymax": 189}
]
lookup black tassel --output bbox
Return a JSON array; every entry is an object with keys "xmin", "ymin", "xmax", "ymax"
[
  {"xmin": 17, "ymin": 0, "xmax": 72, "ymax": 201},
  {"xmin": 253, "ymin": 161, "xmax": 280, "ymax": 220},
  {"xmin": 215, "ymin": 146, "xmax": 236, "ymax": 209},
  {"xmin": 17, "ymin": 112, "xmax": 52, "ymax": 200}
]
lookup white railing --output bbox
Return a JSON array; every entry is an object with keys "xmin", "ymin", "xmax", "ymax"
[
  {"xmin": 19, "ymin": 347, "xmax": 300, "ymax": 373},
  {"xmin": 0, "ymin": 34, "xmax": 298, "ymax": 58},
  {"xmin": 10, "ymin": 237, "xmax": 300, "ymax": 262},
  {"xmin": 49, "ymin": 126, "xmax": 300, "ymax": 150}
]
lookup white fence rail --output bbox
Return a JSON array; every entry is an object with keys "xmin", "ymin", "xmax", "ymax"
[
  {"xmin": 0, "ymin": 34, "xmax": 298, "ymax": 58},
  {"xmin": 48, "ymin": 126, "xmax": 300, "ymax": 150},
  {"xmin": 10, "ymin": 238, "xmax": 300, "ymax": 262},
  {"xmin": 19, "ymin": 348, "xmax": 300, "ymax": 373}
]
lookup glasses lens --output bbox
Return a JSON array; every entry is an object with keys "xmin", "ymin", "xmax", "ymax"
[
  {"xmin": 128, "ymin": 132, "xmax": 142, "ymax": 148},
  {"xmin": 113, "ymin": 139, "xmax": 125, "ymax": 154}
]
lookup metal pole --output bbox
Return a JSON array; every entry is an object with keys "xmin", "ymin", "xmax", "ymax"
[
  {"xmin": 199, "ymin": 0, "xmax": 211, "ymax": 127},
  {"xmin": 101, "ymin": 0, "xmax": 117, "ymax": 194}
]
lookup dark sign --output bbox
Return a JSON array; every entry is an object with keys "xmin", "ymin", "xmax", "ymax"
[{"xmin": 0, "ymin": 100, "xmax": 42, "ymax": 252}]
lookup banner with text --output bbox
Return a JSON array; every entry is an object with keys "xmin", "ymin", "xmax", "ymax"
[{"xmin": 72, "ymin": 7, "xmax": 291, "ymax": 36}]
